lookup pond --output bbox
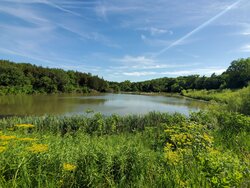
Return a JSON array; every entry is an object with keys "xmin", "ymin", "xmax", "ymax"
[{"xmin": 0, "ymin": 93, "xmax": 207, "ymax": 116}]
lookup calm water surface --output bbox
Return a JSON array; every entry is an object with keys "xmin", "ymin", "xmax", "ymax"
[{"xmin": 0, "ymin": 93, "xmax": 207, "ymax": 116}]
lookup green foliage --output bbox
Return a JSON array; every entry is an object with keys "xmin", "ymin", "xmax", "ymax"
[
  {"xmin": 225, "ymin": 58, "xmax": 250, "ymax": 88},
  {"xmin": 0, "ymin": 60, "xmax": 109, "ymax": 95},
  {"xmin": 0, "ymin": 111, "xmax": 249, "ymax": 187},
  {"xmin": 1, "ymin": 57, "xmax": 250, "ymax": 95},
  {"xmin": 182, "ymin": 86, "xmax": 250, "ymax": 115},
  {"xmin": 163, "ymin": 121, "xmax": 248, "ymax": 187}
]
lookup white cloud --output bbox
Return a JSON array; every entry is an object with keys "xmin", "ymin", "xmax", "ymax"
[
  {"xmin": 138, "ymin": 27, "xmax": 173, "ymax": 36},
  {"xmin": 119, "ymin": 67, "xmax": 226, "ymax": 77},
  {"xmin": 150, "ymin": 27, "xmax": 172, "ymax": 36},
  {"xmin": 240, "ymin": 44, "xmax": 250, "ymax": 52},
  {"xmin": 0, "ymin": 5, "xmax": 49, "ymax": 26},
  {"xmin": 113, "ymin": 55, "xmax": 155, "ymax": 65},
  {"xmin": 1, "ymin": 0, "xmax": 82, "ymax": 17},
  {"xmin": 153, "ymin": 0, "xmax": 243, "ymax": 57},
  {"xmin": 161, "ymin": 68, "xmax": 225, "ymax": 76},
  {"xmin": 41, "ymin": 0, "xmax": 82, "ymax": 17},
  {"xmin": 123, "ymin": 71, "xmax": 156, "ymax": 76},
  {"xmin": 241, "ymin": 23, "xmax": 250, "ymax": 35}
]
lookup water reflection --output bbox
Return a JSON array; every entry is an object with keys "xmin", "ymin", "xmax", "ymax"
[{"xmin": 0, "ymin": 93, "xmax": 207, "ymax": 116}]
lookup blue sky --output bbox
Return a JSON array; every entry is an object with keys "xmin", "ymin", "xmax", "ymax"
[{"xmin": 0, "ymin": 0, "xmax": 250, "ymax": 82}]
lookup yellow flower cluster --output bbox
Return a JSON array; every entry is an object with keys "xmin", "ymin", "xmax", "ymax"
[
  {"xmin": 164, "ymin": 149, "xmax": 181, "ymax": 165},
  {"xmin": 171, "ymin": 133, "xmax": 193, "ymax": 147},
  {"xmin": 15, "ymin": 124, "xmax": 35, "ymax": 128},
  {"xmin": 27, "ymin": 144, "xmax": 48, "ymax": 153},
  {"xmin": 17, "ymin": 137, "xmax": 38, "ymax": 142},
  {"xmin": 63, "ymin": 163, "xmax": 77, "ymax": 171},
  {"xmin": 0, "ymin": 135, "xmax": 16, "ymax": 140},
  {"xmin": 164, "ymin": 123, "xmax": 215, "ymax": 166}
]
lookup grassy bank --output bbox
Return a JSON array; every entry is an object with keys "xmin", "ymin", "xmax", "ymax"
[
  {"xmin": 181, "ymin": 86, "xmax": 250, "ymax": 115},
  {"xmin": 0, "ymin": 110, "xmax": 249, "ymax": 187}
]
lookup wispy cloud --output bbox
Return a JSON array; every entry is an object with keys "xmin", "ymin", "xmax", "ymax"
[
  {"xmin": 58, "ymin": 24, "xmax": 119, "ymax": 48},
  {"xmin": 138, "ymin": 27, "xmax": 173, "ymax": 36},
  {"xmin": 0, "ymin": 5, "xmax": 49, "ymax": 26},
  {"xmin": 121, "ymin": 67, "xmax": 226, "ymax": 77},
  {"xmin": 153, "ymin": 0, "xmax": 243, "ymax": 57},
  {"xmin": 2, "ymin": 0, "xmax": 82, "ymax": 17},
  {"xmin": 1, "ymin": 0, "xmax": 249, "ymax": 82},
  {"xmin": 113, "ymin": 55, "xmax": 155, "ymax": 65},
  {"xmin": 95, "ymin": 3, "xmax": 144, "ymax": 20},
  {"xmin": 0, "ymin": 47, "xmax": 58, "ymax": 66},
  {"xmin": 240, "ymin": 23, "xmax": 250, "ymax": 35},
  {"xmin": 123, "ymin": 71, "xmax": 156, "ymax": 76},
  {"xmin": 240, "ymin": 44, "xmax": 250, "ymax": 52},
  {"xmin": 161, "ymin": 68, "xmax": 226, "ymax": 76},
  {"xmin": 40, "ymin": 0, "xmax": 82, "ymax": 17}
]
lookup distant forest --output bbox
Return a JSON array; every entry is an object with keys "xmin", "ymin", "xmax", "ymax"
[{"xmin": 0, "ymin": 58, "xmax": 249, "ymax": 95}]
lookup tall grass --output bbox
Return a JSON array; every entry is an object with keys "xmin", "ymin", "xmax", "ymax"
[
  {"xmin": 0, "ymin": 111, "xmax": 249, "ymax": 187},
  {"xmin": 182, "ymin": 86, "xmax": 250, "ymax": 115}
]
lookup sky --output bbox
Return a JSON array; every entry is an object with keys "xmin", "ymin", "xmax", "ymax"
[{"xmin": 0, "ymin": 0, "xmax": 250, "ymax": 82}]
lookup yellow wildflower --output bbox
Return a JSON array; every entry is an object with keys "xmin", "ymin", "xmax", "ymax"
[
  {"xmin": 63, "ymin": 163, "xmax": 77, "ymax": 171},
  {"xmin": 0, "ymin": 146, "xmax": 6, "ymax": 153},
  {"xmin": 17, "ymin": 138, "xmax": 38, "ymax": 142},
  {"xmin": 15, "ymin": 124, "xmax": 35, "ymax": 128},
  {"xmin": 27, "ymin": 144, "xmax": 48, "ymax": 153},
  {"xmin": 0, "ymin": 135, "xmax": 16, "ymax": 140}
]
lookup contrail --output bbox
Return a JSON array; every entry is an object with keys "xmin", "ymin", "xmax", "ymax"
[{"xmin": 153, "ymin": 0, "xmax": 243, "ymax": 58}]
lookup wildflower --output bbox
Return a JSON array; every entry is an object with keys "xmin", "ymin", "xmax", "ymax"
[
  {"xmin": 0, "ymin": 146, "xmax": 6, "ymax": 153},
  {"xmin": 63, "ymin": 163, "xmax": 76, "ymax": 171},
  {"xmin": 0, "ymin": 135, "xmax": 16, "ymax": 140},
  {"xmin": 17, "ymin": 137, "xmax": 38, "ymax": 142},
  {"xmin": 27, "ymin": 144, "xmax": 48, "ymax": 153},
  {"xmin": 15, "ymin": 124, "xmax": 35, "ymax": 128}
]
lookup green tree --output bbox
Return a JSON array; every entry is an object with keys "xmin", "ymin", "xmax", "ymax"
[{"xmin": 225, "ymin": 58, "xmax": 250, "ymax": 88}]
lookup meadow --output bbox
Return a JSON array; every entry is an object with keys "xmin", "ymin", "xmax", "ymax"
[{"xmin": 0, "ymin": 107, "xmax": 249, "ymax": 187}]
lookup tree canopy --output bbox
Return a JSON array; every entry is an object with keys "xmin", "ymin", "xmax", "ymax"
[{"xmin": 0, "ymin": 58, "xmax": 249, "ymax": 95}]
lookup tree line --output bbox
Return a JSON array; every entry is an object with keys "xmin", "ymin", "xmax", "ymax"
[
  {"xmin": 0, "ymin": 60, "xmax": 108, "ymax": 95},
  {"xmin": 0, "ymin": 58, "xmax": 249, "ymax": 95},
  {"xmin": 111, "ymin": 58, "xmax": 250, "ymax": 92}
]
